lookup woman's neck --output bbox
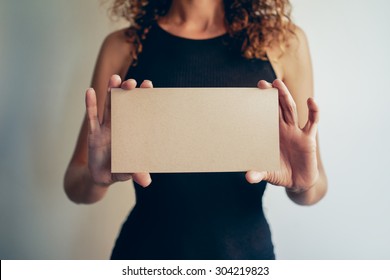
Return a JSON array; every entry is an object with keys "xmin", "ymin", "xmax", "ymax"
[{"xmin": 158, "ymin": 0, "xmax": 226, "ymax": 39}]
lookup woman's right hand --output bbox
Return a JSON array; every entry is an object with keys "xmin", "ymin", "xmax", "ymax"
[{"xmin": 85, "ymin": 74, "xmax": 152, "ymax": 187}]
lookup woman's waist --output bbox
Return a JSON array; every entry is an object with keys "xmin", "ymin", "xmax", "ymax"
[{"xmin": 133, "ymin": 172, "xmax": 266, "ymax": 214}]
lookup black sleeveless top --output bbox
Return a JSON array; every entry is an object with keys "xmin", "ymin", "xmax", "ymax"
[{"xmin": 111, "ymin": 22, "xmax": 277, "ymax": 260}]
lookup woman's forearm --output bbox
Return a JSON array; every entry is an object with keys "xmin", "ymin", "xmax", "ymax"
[{"xmin": 64, "ymin": 163, "xmax": 110, "ymax": 204}]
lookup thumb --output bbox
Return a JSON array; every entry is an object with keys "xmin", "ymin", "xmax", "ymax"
[
  {"xmin": 132, "ymin": 172, "xmax": 152, "ymax": 187},
  {"xmin": 245, "ymin": 170, "xmax": 268, "ymax": 184}
]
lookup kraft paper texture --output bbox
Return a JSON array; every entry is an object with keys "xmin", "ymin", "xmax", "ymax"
[{"xmin": 111, "ymin": 88, "xmax": 280, "ymax": 173}]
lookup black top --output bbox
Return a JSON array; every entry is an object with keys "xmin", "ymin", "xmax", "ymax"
[{"xmin": 111, "ymin": 22, "xmax": 277, "ymax": 260}]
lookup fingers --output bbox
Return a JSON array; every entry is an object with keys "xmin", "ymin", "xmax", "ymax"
[
  {"xmin": 102, "ymin": 90, "xmax": 112, "ymax": 127},
  {"xmin": 85, "ymin": 88, "xmax": 100, "ymax": 134},
  {"xmin": 120, "ymin": 79, "xmax": 153, "ymax": 90},
  {"xmin": 245, "ymin": 170, "xmax": 267, "ymax": 184},
  {"xmin": 108, "ymin": 74, "xmax": 122, "ymax": 89},
  {"xmin": 258, "ymin": 80, "xmax": 288, "ymax": 129},
  {"xmin": 257, "ymin": 80, "xmax": 272, "ymax": 89},
  {"xmin": 103, "ymin": 78, "xmax": 151, "ymax": 127},
  {"xmin": 121, "ymin": 79, "xmax": 137, "ymax": 90},
  {"xmin": 303, "ymin": 97, "xmax": 320, "ymax": 133},
  {"xmin": 140, "ymin": 80, "xmax": 153, "ymax": 88},
  {"xmin": 307, "ymin": 97, "xmax": 319, "ymax": 124},
  {"xmin": 272, "ymin": 79, "xmax": 298, "ymax": 125},
  {"xmin": 132, "ymin": 172, "xmax": 152, "ymax": 187},
  {"xmin": 102, "ymin": 75, "xmax": 122, "ymax": 127}
]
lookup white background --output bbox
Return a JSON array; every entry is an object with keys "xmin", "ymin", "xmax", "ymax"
[{"xmin": 0, "ymin": 0, "xmax": 389, "ymax": 259}]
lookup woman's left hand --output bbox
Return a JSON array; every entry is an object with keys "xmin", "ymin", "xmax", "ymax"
[{"xmin": 245, "ymin": 79, "xmax": 319, "ymax": 193}]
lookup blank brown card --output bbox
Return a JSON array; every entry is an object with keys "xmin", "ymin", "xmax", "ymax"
[{"xmin": 111, "ymin": 88, "xmax": 279, "ymax": 173}]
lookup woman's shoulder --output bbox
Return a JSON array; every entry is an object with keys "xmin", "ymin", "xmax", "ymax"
[
  {"xmin": 266, "ymin": 24, "xmax": 311, "ymax": 80},
  {"xmin": 102, "ymin": 28, "xmax": 132, "ymax": 49},
  {"xmin": 97, "ymin": 28, "xmax": 135, "ymax": 77}
]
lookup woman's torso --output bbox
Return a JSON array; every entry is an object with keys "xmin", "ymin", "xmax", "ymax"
[{"xmin": 111, "ymin": 22, "xmax": 277, "ymax": 260}]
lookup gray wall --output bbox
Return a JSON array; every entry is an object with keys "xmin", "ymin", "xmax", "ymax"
[{"xmin": 0, "ymin": 0, "xmax": 389, "ymax": 259}]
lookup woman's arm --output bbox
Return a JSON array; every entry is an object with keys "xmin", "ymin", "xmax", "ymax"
[
  {"xmin": 247, "ymin": 26, "xmax": 328, "ymax": 205},
  {"xmin": 64, "ymin": 29, "xmax": 151, "ymax": 204},
  {"xmin": 281, "ymin": 27, "xmax": 327, "ymax": 205}
]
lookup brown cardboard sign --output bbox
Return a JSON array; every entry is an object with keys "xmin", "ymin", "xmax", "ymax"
[{"xmin": 111, "ymin": 88, "xmax": 280, "ymax": 173}]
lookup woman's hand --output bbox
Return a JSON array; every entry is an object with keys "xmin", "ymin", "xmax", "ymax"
[
  {"xmin": 245, "ymin": 79, "xmax": 320, "ymax": 193},
  {"xmin": 85, "ymin": 74, "xmax": 152, "ymax": 187}
]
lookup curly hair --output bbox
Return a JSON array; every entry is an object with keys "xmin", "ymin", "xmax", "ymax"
[{"xmin": 110, "ymin": 0, "xmax": 295, "ymax": 64}]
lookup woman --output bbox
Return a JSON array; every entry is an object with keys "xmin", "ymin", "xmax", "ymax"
[{"xmin": 64, "ymin": 0, "xmax": 327, "ymax": 259}]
